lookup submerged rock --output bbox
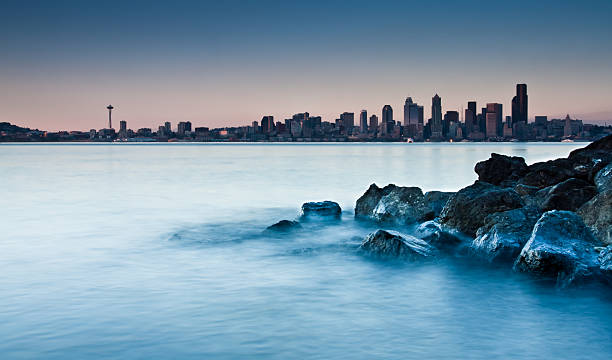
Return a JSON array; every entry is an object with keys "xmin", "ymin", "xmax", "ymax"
[
  {"xmin": 534, "ymin": 178, "xmax": 596, "ymax": 212},
  {"xmin": 300, "ymin": 201, "xmax": 341, "ymax": 219},
  {"xmin": 474, "ymin": 153, "xmax": 528, "ymax": 187},
  {"xmin": 265, "ymin": 220, "xmax": 302, "ymax": 233},
  {"xmin": 415, "ymin": 221, "xmax": 462, "ymax": 251},
  {"xmin": 355, "ymin": 184, "xmax": 452, "ymax": 225},
  {"xmin": 513, "ymin": 210, "xmax": 601, "ymax": 287},
  {"xmin": 470, "ymin": 207, "xmax": 540, "ymax": 262},
  {"xmin": 439, "ymin": 181, "xmax": 524, "ymax": 237},
  {"xmin": 578, "ymin": 190, "xmax": 612, "ymax": 245},
  {"xmin": 359, "ymin": 229, "xmax": 436, "ymax": 260}
]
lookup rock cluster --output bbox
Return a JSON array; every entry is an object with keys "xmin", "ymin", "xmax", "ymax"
[{"xmin": 354, "ymin": 134, "xmax": 612, "ymax": 287}]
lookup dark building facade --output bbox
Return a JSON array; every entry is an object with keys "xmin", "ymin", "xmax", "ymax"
[{"xmin": 512, "ymin": 83, "xmax": 528, "ymax": 125}]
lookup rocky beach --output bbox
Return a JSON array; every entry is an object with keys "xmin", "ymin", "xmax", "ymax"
[{"xmin": 269, "ymin": 135, "xmax": 612, "ymax": 289}]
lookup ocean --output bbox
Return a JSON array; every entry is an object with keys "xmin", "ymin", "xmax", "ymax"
[{"xmin": 1, "ymin": 142, "xmax": 611, "ymax": 359}]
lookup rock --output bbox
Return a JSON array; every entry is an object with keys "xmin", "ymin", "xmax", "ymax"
[
  {"xmin": 534, "ymin": 178, "xmax": 596, "ymax": 212},
  {"xmin": 355, "ymin": 184, "xmax": 390, "ymax": 217},
  {"xmin": 568, "ymin": 134, "xmax": 612, "ymax": 181},
  {"xmin": 578, "ymin": 190, "xmax": 612, "ymax": 245},
  {"xmin": 265, "ymin": 220, "xmax": 302, "ymax": 233},
  {"xmin": 518, "ymin": 158, "xmax": 579, "ymax": 189},
  {"xmin": 415, "ymin": 221, "xmax": 463, "ymax": 251},
  {"xmin": 599, "ymin": 245, "xmax": 612, "ymax": 272},
  {"xmin": 474, "ymin": 153, "xmax": 528, "ymax": 186},
  {"xmin": 355, "ymin": 184, "xmax": 450, "ymax": 224},
  {"xmin": 371, "ymin": 186, "xmax": 428, "ymax": 224},
  {"xmin": 594, "ymin": 163, "xmax": 612, "ymax": 193},
  {"xmin": 423, "ymin": 191, "xmax": 454, "ymax": 218},
  {"xmin": 439, "ymin": 181, "xmax": 525, "ymax": 237},
  {"xmin": 300, "ymin": 201, "xmax": 341, "ymax": 219},
  {"xmin": 359, "ymin": 229, "xmax": 436, "ymax": 260},
  {"xmin": 513, "ymin": 210, "xmax": 602, "ymax": 286},
  {"xmin": 515, "ymin": 183, "xmax": 540, "ymax": 197},
  {"xmin": 470, "ymin": 207, "xmax": 540, "ymax": 262}
]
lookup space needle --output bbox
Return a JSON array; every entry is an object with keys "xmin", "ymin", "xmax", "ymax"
[{"xmin": 106, "ymin": 104, "xmax": 114, "ymax": 129}]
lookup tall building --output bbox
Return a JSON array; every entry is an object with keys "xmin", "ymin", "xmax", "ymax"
[
  {"xmin": 164, "ymin": 121, "xmax": 171, "ymax": 133},
  {"xmin": 512, "ymin": 83, "xmax": 528, "ymax": 125},
  {"xmin": 261, "ymin": 116, "xmax": 274, "ymax": 133},
  {"xmin": 382, "ymin": 105, "xmax": 393, "ymax": 135},
  {"xmin": 465, "ymin": 101, "xmax": 478, "ymax": 134},
  {"xmin": 369, "ymin": 115, "xmax": 379, "ymax": 133},
  {"xmin": 359, "ymin": 110, "xmax": 368, "ymax": 133},
  {"xmin": 430, "ymin": 94, "xmax": 442, "ymax": 139},
  {"xmin": 485, "ymin": 103, "xmax": 503, "ymax": 138},
  {"xmin": 177, "ymin": 121, "xmax": 192, "ymax": 136},
  {"xmin": 340, "ymin": 112, "xmax": 355, "ymax": 135}
]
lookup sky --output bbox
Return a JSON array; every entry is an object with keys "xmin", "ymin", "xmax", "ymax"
[{"xmin": 1, "ymin": 0, "xmax": 612, "ymax": 131}]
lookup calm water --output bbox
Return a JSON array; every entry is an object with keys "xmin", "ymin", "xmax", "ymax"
[{"xmin": 1, "ymin": 142, "xmax": 611, "ymax": 359}]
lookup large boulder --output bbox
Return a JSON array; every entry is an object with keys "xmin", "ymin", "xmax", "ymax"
[
  {"xmin": 517, "ymin": 158, "xmax": 579, "ymax": 189},
  {"xmin": 300, "ymin": 201, "xmax": 341, "ymax": 219},
  {"xmin": 599, "ymin": 245, "xmax": 612, "ymax": 284},
  {"xmin": 513, "ymin": 210, "xmax": 602, "ymax": 286},
  {"xmin": 359, "ymin": 229, "xmax": 436, "ymax": 260},
  {"xmin": 355, "ymin": 184, "xmax": 452, "ymax": 224},
  {"xmin": 439, "ymin": 181, "xmax": 525, "ymax": 237},
  {"xmin": 533, "ymin": 178, "xmax": 596, "ymax": 212},
  {"xmin": 594, "ymin": 163, "xmax": 612, "ymax": 193},
  {"xmin": 578, "ymin": 190, "xmax": 612, "ymax": 245},
  {"xmin": 568, "ymin": 134, "xmax": 612, "ymax": 182},
  {"xmin": 265, "ymin": 220, "xmax": 302, "ymax": 233},
  {"xmin": 474, "ymin": 153, "xmax": 528, "ymax": 186},
  {"xmin": 470, "ymin": 207, "xmax": 540, "ymax": 262}
]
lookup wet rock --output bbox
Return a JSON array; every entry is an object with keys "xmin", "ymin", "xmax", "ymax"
[
  {"xmin": 515, "ymin": 184, "xmax": 540, "ymax": 197},
  {"xmin": 423, "ymin": 191, "xmax": 454, "ymax": 219},
  {"xmin": 415, "ymin": 220, "xmax": 462, "ymax": 251},
  {"xmin": 359, "ymin": 229, "xmax": 436, "ymax": 260},
  {"xmin": 534, "ymin": 178, "xmax": 596, "ymax": 212},
  {"xmin": 594, "ymin": 163, "xmax": 612, "ymax": 193},
  {"xmin": 513, "ymin": 210, "xmax": 602, "ymax": 286},
  {"xmin": 355, "ymin": 184, "xmax": 450, "ymax": 224},
  {"xmin": 470, "ymin": 207, "xmax": 540, "ymax": 262},
  {"xmin": 599, "ymin": 245, "xmax": 612, "ymax": 272},
  {"xmin": 300, "ymin": 201, "xmax": 341, "ymax": 219},
  {"xmin": 568, "ymin": 135, "xmax": 612, "ymax": 182},
  {"xmin": 439, "ymin": 181, "xmax": 524, "ymax": 237},
  {"xmin": 265, "ymin": 220, "xmax": 302, "ymax": 233},
  {"xmin": 474, "ymin": 153, "xmax": 528, "ymax": 187},
  {"xmin": 578, "ymin": 190, "xmax": 612, "ymax": 245}
]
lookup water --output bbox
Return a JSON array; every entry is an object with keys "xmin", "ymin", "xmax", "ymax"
[{"xmin": 1, "ymin": 142, "xmax": 611, "ymax": 359}]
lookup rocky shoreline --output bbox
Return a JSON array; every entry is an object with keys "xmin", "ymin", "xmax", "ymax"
[{"xmin": 268, "ymin": 134, "xmax": 612, "ymax": 288}]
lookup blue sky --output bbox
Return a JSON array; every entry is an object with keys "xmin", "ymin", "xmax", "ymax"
[{"xmin": 2, "ymin": 0, "xmax": 611, "ymax": 130}]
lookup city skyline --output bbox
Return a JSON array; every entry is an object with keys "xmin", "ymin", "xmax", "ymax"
[{"xmin": 2, "ymin": 0, "xmax": 612, "ymax": 131}]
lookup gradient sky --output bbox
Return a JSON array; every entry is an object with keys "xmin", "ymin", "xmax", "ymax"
[{"xmin": 2, "ymin": 0, "xmax": 612, "ymax": 131}]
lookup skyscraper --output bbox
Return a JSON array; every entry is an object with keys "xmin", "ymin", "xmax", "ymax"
[
  {"xmin": 164, "ymin": 121, "xmax": 171, "ymax": 133},
  {"xmin": 486, "ymin": 103, "xmax": 503, "ymax": 138},
  {"xmin": 359, "ymin": 110, "xmax": 368, "ymax": 133},
  {"xmin": 404, "ymin": 98, "xmax": 412, "ymax": 126},
  {"xmin": 382, "ymin": 105, "xmax": 393, "ymax": 135},
  {"xmin": 340, "ymin": 112, "xmax": 355, "ymax": 135},
  {"xmin": 261, "ymin": 116, "xmax": 274, "ymax": 133},
  {"xmin": 512, "ymin": 83, "xmax": 528, "ymax": 125},
  {"xmin": 369, "ymin": 115, "xmax": 379, "ymax": 133},
  {"xmin": 431, "ymin": 94, "xmax": 442, "ymax": 139}
]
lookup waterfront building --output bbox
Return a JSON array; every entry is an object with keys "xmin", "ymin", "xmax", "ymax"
[
  {"xmin": 486, "ymin": 103, "xmax": 503, "ymax": 137},
  {"xmin": 360, "ymin": 110, "xmax": 368, "ymax": 133},
  {"xmin": 430, "ymin": 94, "xmax": 443, "ymax": 139},
  {"xmin": 382, "ymin": 105, "xmax": 393, "ymax": 135},
  {"xmin": 369, "ymin": 115, "xmax": 379, "ymax": 134},
  {"xmin": 512, "ymin": 83, "xmax": 528, "ymax": 125}
]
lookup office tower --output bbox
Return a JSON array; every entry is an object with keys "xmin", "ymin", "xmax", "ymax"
[
  {"xmin": 486, "ymin": 103, "xmax": 503, "ymax": 138},
  {"xmin": 360, "ymin": 110, "xmax": 368, "ymax": 133},
  {"xmin": 261, "ymin": 116, "xmax": 274, "ymax": 133},
  {"xmin": 512, "ymin": 83, "xmax": 528, "ymax": 125},
  {"xmin": 369, "ymin": 115, "xmax": 379, "ymax": 133},
  {"xmin": 382, "ymin": 105, "xmax": 393, "ymax": 135},
  {"xmin": 340, "ymin": 112, "xmax": 355, "ymax": 135},
  {"xmin": 443, "ymin": 111, "xmax": 458, "ymax": 137},
  {"xmin": 164, "ymin": 121, "xmax": 171, "ymax": 133},
  {"xmin": 465, "ymin": 101, "xmax": 478, "ymax": 134},
  {"xmin": 431, "ymin": 94, "xmax": 442, "ymax": 139},
  {"xmin": 404, "ymin": 98, "xmax": 412, "ymax": 126},
  {"xmin": 120, "ymin": 120, "xmax": 127, "ymax": 133},
  {"xmin": 177, "ymin": 121, "xmax": 192, "ymax": 136}
]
